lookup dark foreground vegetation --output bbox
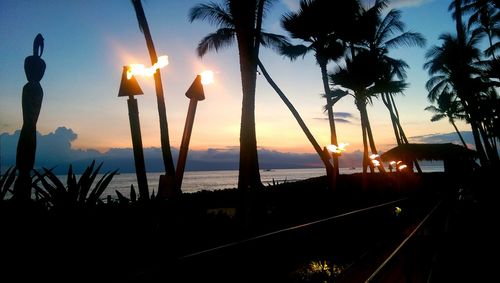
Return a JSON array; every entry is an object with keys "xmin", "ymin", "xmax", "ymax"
[{"xmin": 1, "ymin": 169, "xmax": 497, "ymax": 282}]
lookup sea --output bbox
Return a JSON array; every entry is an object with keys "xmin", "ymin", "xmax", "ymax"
[{"xmin": 99, "ymin": 164, "xmax": 445, "ymax": 198}]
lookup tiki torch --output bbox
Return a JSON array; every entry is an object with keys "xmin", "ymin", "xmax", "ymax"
[
  {"xmin": 325, "ymin": 143, "xmax": 348, "ymax": 190},
  {"xmin": 118, "ymin": 66, "xmax": 149, "ymax": 200},
  {"xmin": 175, "ymin": 71, "xmax": 213, "ymax": 191}
]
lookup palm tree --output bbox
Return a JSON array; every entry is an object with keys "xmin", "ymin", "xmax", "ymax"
[
  {"xmin": 424, "ymin": 30, "xmax": 497, "ymax": 164},
  {"xmin": 256, "ymin": 59, "xmax": 336, "ymax": 177},
  {"xmin": 425, "ymin": 92, "xmax": 469, "ymax": 147},
  {"xmin": 131, "ymin": 0, "xmax": 174, "ymax": 199},
  {"xmin": 330, "ymin": 50, "xmax": 383, "ymax": 173},
  {"xmin": 331, "ymin": 5, "xmax": 425, "ymax": 173},
  {"xmin": 356, "ymin": 7, "xmax": 426, "ymax": 172},
  {"xmin": 463, "ymin": 0, "xmax": 499, "ymax": 58},
  {"xmin": 376, "ymin": 74, "xmax": 409, "ymax": 146},
  {"xmin": 188, "ymin": 0, "xmax": 287, "ymax": 190},
  {"xmin": 280, "ymin": 0, "xmax": 361, "ymax": 177}
]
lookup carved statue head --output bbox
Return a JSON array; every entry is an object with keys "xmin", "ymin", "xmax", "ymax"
[{"xmin": 24, "ymin": 34, "xmax": 46, "ymax": 83}]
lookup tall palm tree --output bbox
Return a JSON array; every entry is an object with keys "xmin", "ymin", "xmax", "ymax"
[
  {"xmin": 257, "ymin": 59, "xmax": 335, "ymax": 176},
  {"xmin": 425, "ymin": 92, "xmax": 469, "ymax": 147},
  {"xmin": 376, "ymin": 75, "xmax": 408, "ymax": 145},
  {"xmin": 331, "ymin": 5, "xmax": 425, "ymax": 173},
  {"xmin": 424, "ymin": 30, "xmax": 498, "ymax": 164},
  {"xmin": 131, "ymin": 0, "xmax": 175, "ymax": 199},
  {"xmin": 448, "ymin": 0, "xmax": 500, "ymax": 163},
  {"xmin": 188, "ymin": 0, "xmax": 287, "ymax": 190},
  {"xmin": 330, "ymin": 50, "xmax": 383, "ymax": 173},
  {"xmin": 280, "ymin": 0, "xmax": 361, "ymax": 176},
  {"xmin": 359, "ymin": 7, "xmax": 426, "ymax": 172},
  {"xmin": 463, "ymin": 0, "xmax": 499, "ymax": 58}
]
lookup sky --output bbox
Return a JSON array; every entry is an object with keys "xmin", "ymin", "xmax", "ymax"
[{"xmin": 0, "ymin": 0, "xmax": 472, "ymax": 171}]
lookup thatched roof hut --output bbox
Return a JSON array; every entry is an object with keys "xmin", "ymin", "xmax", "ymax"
[{"xmin": 381, "ymin": 143, "xmax": 477, "ymax": 173}]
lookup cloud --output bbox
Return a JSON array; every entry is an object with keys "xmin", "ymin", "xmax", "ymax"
[
  {"xmin": 1, "ymin": 127, "xmax": 102, "ymax": 173},
  {"xmin": 408, "ymin": 131, "xmax": 475, "ymax": 148},
  {"xmin": 1, "ymin": 127, "xmax": 364, "ymax": 174},
  {"xmin": 387, "ymin": 0, "xmax": 434, "ymax": 9},
  {"xmin": 313, "ymin": 117, "xmax": 353, "ymax": 123},
  {"xmin": 361, "ymin": 0, "xmax": 433, "ymax": 9},
  {"xmin": 334, "ymin": 112, "xmax": 356, "ymax": 119},
  {"xmin": 314, "ymin": 112, "xmax": 357, "ymax": 124}
]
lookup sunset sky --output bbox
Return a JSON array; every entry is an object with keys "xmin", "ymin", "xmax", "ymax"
[{"xmin": 1, "ymin": 0, "xmax": 465, "ymax": 162}]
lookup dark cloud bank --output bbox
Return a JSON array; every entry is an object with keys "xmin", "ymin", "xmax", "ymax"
[{"xmin": 1, "ymin": 127, "xmax": 471, "ymax": 174}]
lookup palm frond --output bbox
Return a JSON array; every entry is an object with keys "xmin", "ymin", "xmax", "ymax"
[
  {"xmin": 427, "ymin": 78, "xmax": 451, "ymax": 102},
  {"xmin": 260, "ymin": 32, "xmax": 290, "ymax": 53},
  {"xmin": 384, "ymin": 31, "xmax": 426, "ymax": 49},
  {"xmin": 196, "ymin": 28, "xmax": 236, "ymax": 57},
  {"xmin": 370, "ymin": 79, "xmax": 408, "ymax": 96},
  {"xmin": 425, "ymin": 75, "xmax": 447, "ymax": 91},
  {"xmin": 424, "ymin": 105, "xmax": 441, "ymax": 113},
  {"xmin": 484, "ymin": 41, "xmax": 500, "ymax": 58},
  {"xmin": 385, "ymin": 57, "xmax": 409, "ymax": 80},
  {"xmin": 430, "ymin": 113, "xmax": 447, "ymax": 122},
  {"xmin": 188, "ymin": 2, "xmax": 234, "ymax": 28},
  {"xmin": 375, "ymin": 9, "xmax": 404, "ymax": 46},
  {"xmin": 279, "ymin": 43, "xmax": 311, "ymax": 61},
  {"xmin": 259, "ymin": 0, "xmax": 278, "ymax": 20}
]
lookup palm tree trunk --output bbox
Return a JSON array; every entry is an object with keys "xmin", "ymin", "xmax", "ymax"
[
  {"xmin": 382, "ymin": 93, "xmax": 402, "ymax": 145},
  {"xmin": 236, "ymin": 31, "xmax": 262, "ymax": 191},
  {"xmin": 462, "ymin": 101, "xmax": 489, "ymax": 165},
  {"xmin": 319, "ymin": 61, "xmax": 340, "ymax": 176},
  {"xmin": 131, "ymin": 0, "xmax": 176, "ymax": 197},
  {"xmin": 356, "ymin": 97, "xmax": 370, "ymax": 174},
  {"xmin": 450, "ymin": 119, "xmax": 468, "ymax": 148},
  {"xmin": 361, "ymin": 102, "xmax": 386, "ymax": 173},
  {"xmin": 390, "ymin": 94, "xmax": 400, "ymax": 119},
  {"xmin": 257, "ymin": 60, "xmax": 333, "ymax": 171},
  {"xmin": 454, "ymin": 0, "xmax": 465, "ymax": 46},
  {"xmin": 254, "ymin": 0, "xmax": 265, "ymax": 58},
  {"xmin": 386, "ymin": 94, "xmax": 422, "ymax": 172},
  {"xmin": 471, "ymin": 119, "xmax": 489, "ymax": 165},
  {"xmin": 479, "ymin": 121, "xmax": 499, "ymax": 161},
  {"xmin": 452, "ymin": 1, "xmax": 493, "ymax": 165}
]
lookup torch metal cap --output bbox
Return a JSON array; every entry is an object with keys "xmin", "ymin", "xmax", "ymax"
[
  {"xmin": 118, "ymin": 66, "xmax": 143, "ymax": 97},
  {"xmin": 185, "ymin": 75, "xmax": 205, "ymax": 101}
]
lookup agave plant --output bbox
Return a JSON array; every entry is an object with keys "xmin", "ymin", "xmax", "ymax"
[
  {"xmin": 33, "ymin": 161, "xmax": 117, "ymax": 209},
  {"xmin": 114, "ymin": 184, "xmax": 159, "ymax": 205},
  {"xmin": 0, "ymin": 167, "xmax": 16, "ymax": 201},
  {"xmin": 114, "ymin": 184, "xmax": 137, "ymax": 205}
]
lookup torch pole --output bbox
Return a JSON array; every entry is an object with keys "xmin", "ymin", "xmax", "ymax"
[
  {"xmin": 175, "ymin": 99, "xmax": 198, "ymax": 191},
  {"xmin": 127, "ymin": 96, "xmax": 149, "ymax": 200}
]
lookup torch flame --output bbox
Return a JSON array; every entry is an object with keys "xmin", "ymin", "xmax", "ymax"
[
  {"xmin": 201, "ymin": 70, "xmax": 214, "ymax": 85},
  {"xmin": 398, "ymin": 164, "xmax": 408, "ymax": 170},
  {"xmin": 369, "ymin": 153, "xmax": 381, "ymax": 167},
  {"xmin": 127, "ymin": 55, "xmax": 169, "ymax": 80},
  {"xmin": 390, "ymin": 161, "xmax": 397, "ymax": 166},
  {"xmin": 327, "ymin": 143, "xmax": 349, "ymax": 154}
]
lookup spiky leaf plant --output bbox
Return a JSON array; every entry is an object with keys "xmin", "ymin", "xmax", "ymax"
[
  {"xmin": 0, "ymin": 167, "xmax": 16, "ymax": 201},
  {"xmin": 33, "ymin": 161, "xmax": 117, "ymax": 209}
]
